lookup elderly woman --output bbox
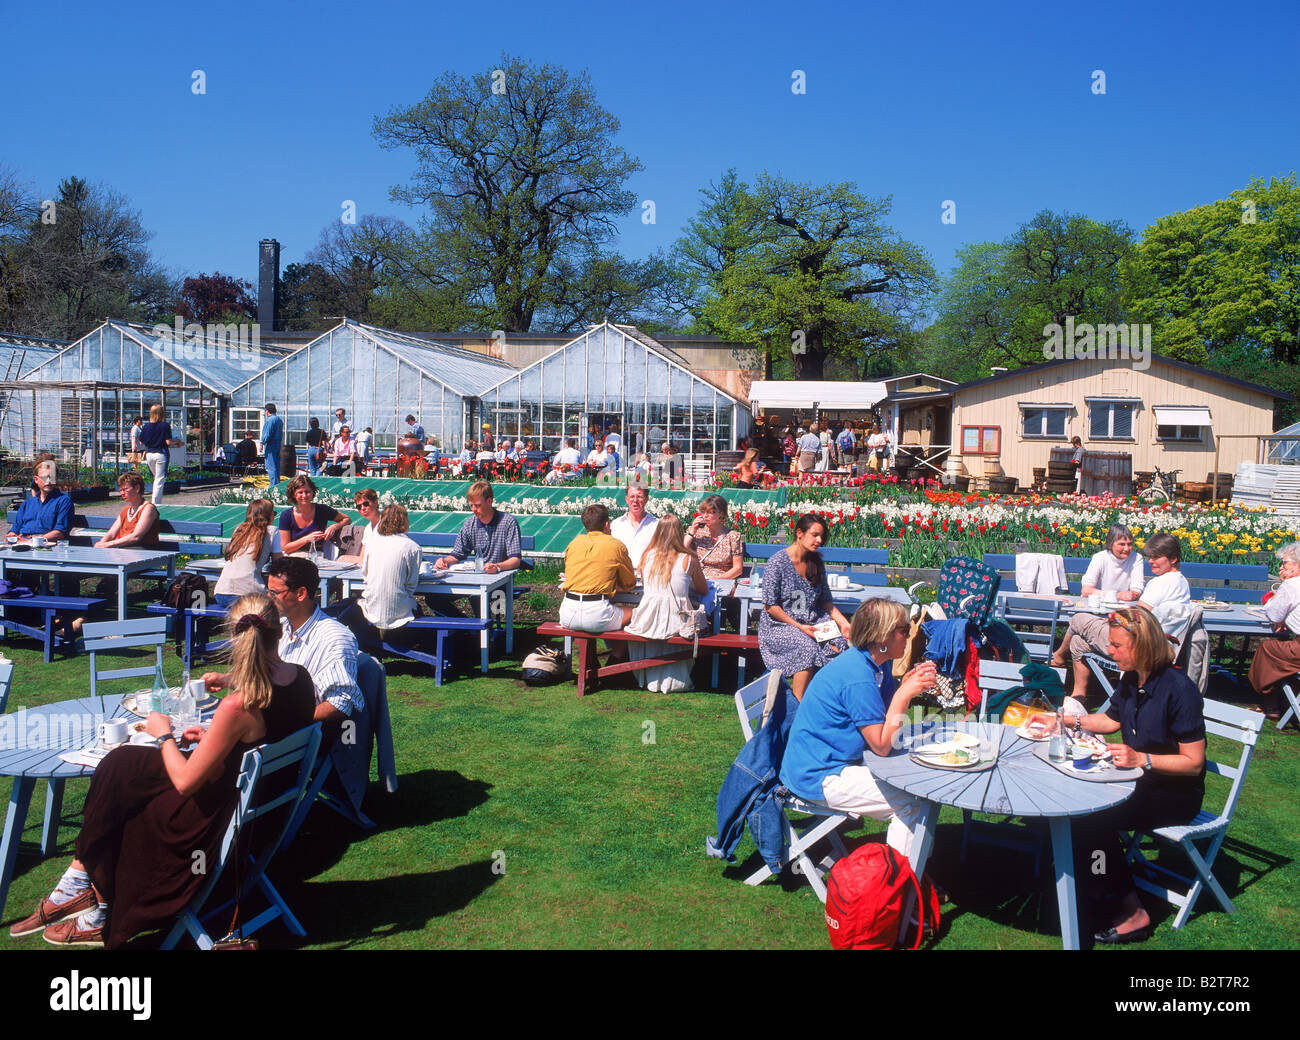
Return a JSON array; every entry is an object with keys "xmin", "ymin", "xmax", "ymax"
[
  {"xmin": 759, "ymin": 513, "xmax": 852, "ymax": 700},
  {"xmin": 94, "ymin": 472, "xmax": 160, "ymax": 549},
  {"xmin": 1066, "ymin": 607, "xmax": 1205, "ymax": 943},
  {"xmin": 9, "ymin": 594, "xmax": 316, "ymax": 947},
  {"xmin": 1248, "ymin": 542, "xmax": 1300, "ymax": 720},
  {"xmin": 684, "ymin": 494, "xmax": 744, "ymax": 581},
  {"xmin": 780, "ymin": 598, "xmax": 938, "ymax": 854},
  {"xmin": 278, "ymin": 475, "xmax": 347, "ymax": 556},
  {"xmin": 1052, "ymin": 524, "xmax": 1145, "ymax": 695},
  {"xmin": 1060, "ymin": 532, "xmax": 1190, "ymax": 701}
]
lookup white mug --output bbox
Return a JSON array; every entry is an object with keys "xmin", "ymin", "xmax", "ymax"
[
  {"xmin": 31, "ymin": 536, "xmax": 45, "ymax": 548},
  {"xmin": 1087, "ymin": 593, "xmax": 1102, "ymax": 610},
  {"xmin": 100, "ymin": 718, "xmax": 128, "ymax": 744}
]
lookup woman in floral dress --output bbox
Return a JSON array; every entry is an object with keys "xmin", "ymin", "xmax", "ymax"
[{"xmin": 758, "ymin": 513, "xmax": 852, "ymax": 699}]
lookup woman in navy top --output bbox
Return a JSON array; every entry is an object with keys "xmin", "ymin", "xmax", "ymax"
[
  {"xmin": 278, "ymin": 475, "xmax": 346, "ymax": 554},
  {"xmin": 1066, "ymin": 607, "xmax": 1206, "ymax": 945},
  {"xmin": 138, "ymin": 403, "xmax": 182, "ymax": 505}
]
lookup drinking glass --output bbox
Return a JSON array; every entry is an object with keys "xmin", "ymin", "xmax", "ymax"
[{"xmin": 1203, "ymin": 591, "xmax": 1217, "ymax": 606}]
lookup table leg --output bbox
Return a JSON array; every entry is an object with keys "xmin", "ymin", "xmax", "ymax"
[
  {"xmin": 896, "ymin": 799, "xmax": 940, "ymax": 946},
  {"xmin": 737, "ymin": 600, "xmax": 750, "ymax": 688},
  {"xmin": 117, "ymin": 567, "xmax": 127, "ymax": 621},
  {"xmin": 504, "ymin": 578, "xmax": 514, "ymax": 655},
  {"xmin": 41, "ymin": 779, "xmax": 64, "ymax": 857},
  {"xmin": 479, "ymin": 587, "xmax": 489, "ymax": 673},
  {"xmin": 0, "ymin": 778, "xmax": 36, "ymax": 919},
  {"xmin": 1048, "ymin": 816, "xmax": 1080, "ymax": 951}
]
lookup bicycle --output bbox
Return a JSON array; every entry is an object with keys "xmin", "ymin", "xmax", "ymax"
[{"xmin": 1138, "ymin": 465, "xmax": 1180, "ymax": 502}]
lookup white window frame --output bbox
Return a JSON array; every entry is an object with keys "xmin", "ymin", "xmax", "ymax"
[
  {"xmin": 229, "ymin": 407, "xmax": 263, "ymax": 444},
  {"xmin": 1157, "ymin": 423, "xmax": 1204, "ymax": 442},
  {"xmin": 1086, "ymin": 397, "xmax": 1139, "ymax": 441},
  {"xmin": 1019, "ymin": 404, "xmax": 1071, "ymax": 439}
]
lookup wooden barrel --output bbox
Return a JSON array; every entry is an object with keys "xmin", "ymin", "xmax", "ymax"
[
  {"xmin": 279, "ymin": 444, "xmax": 297, "ymax": 479},
  {"xmin": 1080, "ymin": 451, "xmax": 1132, "ymax": 497}
]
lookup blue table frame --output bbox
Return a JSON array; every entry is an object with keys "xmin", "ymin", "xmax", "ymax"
[
  {"xmin": 0, "ymin": 694, "xmax": 127, "ymax": 921},
  {"xmin": 865, "ymin": 723, "xmax": 1135, "ymax": 950},
  {"xmin": 0, "ymin": 545, "xmax": 176, "ymax": 621}
]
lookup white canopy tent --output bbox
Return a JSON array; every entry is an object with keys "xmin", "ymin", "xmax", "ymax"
[{"xmin": 748, "ymin": 380, "xmax": 887, "ymax": 412}]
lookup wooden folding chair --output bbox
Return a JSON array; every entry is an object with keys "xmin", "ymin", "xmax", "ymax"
[
  {"xmin": 734, "ymin": 671, "xmax": 853, "ymax": 903},
  {"xmin": 162, "ymin": 722, "xmax": 323, "ymax": 949},
  {"xmin": 995, "ymin": 595, "xmax": 1062, "ymax": 663},
  {"xmin": 1123, "ymin": 698, "xmax": 1264, "ymax": 929},
  {"xmin": 1275, "ymin": 676, "xmax": 1300, "ymax": 731}
]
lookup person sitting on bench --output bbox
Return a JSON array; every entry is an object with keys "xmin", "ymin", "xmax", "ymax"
[
  {"xmin": 432, "ymin": 481, "xmax": 522, "ymax": 574},
  {"xmin": 558, "ymin": 504, "xmax": 636, "ymax": 634}
]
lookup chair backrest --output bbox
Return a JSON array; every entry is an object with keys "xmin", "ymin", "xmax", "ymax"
[
  {"xmin": 82, "ymin": 616, "xmax": 169, "ymax": 700},
  {"xmin": 0, "ymin": 658, "xmax": 13, "ymax": 713},
  {"xmin": 996, "ymin": 595, "xmax": 1062, "ymax": 656},
  {"xmin": 186, "ymin": 722, "xmax": 323, "ymax": 933},
  {"xmin": 734, "ymin": 669, "xmax": 787, "ymax": 742},
  {"xmin": 1199, "ymin": 698, "xmax": 1264, "ymax": 826}
]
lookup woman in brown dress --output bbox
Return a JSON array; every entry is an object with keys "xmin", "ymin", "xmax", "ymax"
[{"xmin": 9, "ymin": 594, "xmax": 316, "ymax": 947}]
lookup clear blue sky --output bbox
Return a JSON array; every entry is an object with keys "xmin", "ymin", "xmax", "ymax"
[{"xmin": 2, "ymin": 0, "xmax": 1297, "ymax": 298}]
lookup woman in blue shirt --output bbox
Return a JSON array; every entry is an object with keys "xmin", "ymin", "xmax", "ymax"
[{"xmin": 780, "ymin": 598, "xmax": 937, "ymax": 856}]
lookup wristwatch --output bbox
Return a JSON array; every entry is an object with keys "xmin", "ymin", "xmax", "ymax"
[
  {"xmin": 1142, "ymin": 753, "xmax": 1152, "ymax": 771},
  {"xmin": 149, "ymin": 734, "xmax": 176, "ymax": 749}
]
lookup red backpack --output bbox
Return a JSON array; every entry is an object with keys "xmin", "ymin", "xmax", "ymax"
[{"xmin": 824, "ymin": 843, "xmax": 941, "ymax": 950}]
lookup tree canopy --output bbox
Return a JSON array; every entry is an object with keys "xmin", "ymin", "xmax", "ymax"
[
  {"xmin": 671, "ymin": 170, "xmax": 933, "ymax": 379},
  {"xmin": 372, "ymin": 54, "xmax": 647, "ymax": 333}
]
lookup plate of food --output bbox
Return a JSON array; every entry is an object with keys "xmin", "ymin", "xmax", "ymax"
[
  {"xmin": 910, "ymin": 743, "xmax": 984, "ymax": 769},
  {"xmin": 1015, "ymin": 713, "xmax": 1058, "ymax": 741},
  {"xmin": 1198, "ymin": 600, "xmax": 1232, "ymax": 611}
]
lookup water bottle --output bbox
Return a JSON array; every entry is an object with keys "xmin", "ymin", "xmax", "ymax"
[
  {"xmin": 175, "ymin": 667, "xmax": 196, "ymax": 735},
  {"xmin": 149, "ymin": 662, "xmax": 169, "ymax": 714},
  {"xmin": 1048, "ymin": 707, "xmax": 1069, "ymax": 762}
]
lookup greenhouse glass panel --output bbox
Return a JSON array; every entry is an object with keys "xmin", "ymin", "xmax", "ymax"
[
  {"xmin": 352, "ymin": 337, "xmax": 376, "ymax": 434},
  {"xmin": 142, "ymin": 349, "xmax": 162, "ymax": 384},
  {"xmin": 668, "ymin": 365, "xmax": 693, "ymax": 450},
  {"xmin": 121, "ymin": 336, "xmax": 142, "ymax": 383},
  {"xmin": 645, "ymin": 353, "xmax": 670, "ymax": 448},
  {"xmin": 374, "ymin": 348, "xmax": 399, "ymax": 443},
  {"xmin": 604, "ymin": 329, "xmax": 626, "ymax": 404},
  {"xmin": 101, "ymin": 327, "xmax": 121, "ymax": 379},
  {"xmin": 330, "ymin": 329, "xmax": 355, "ymax": 408},
  {"xmin": 624, "ymin": 345, "xmax": 647, "ymax": 455},
  {"xmin": 584, "ymin": 330, "xmax": 605, "ymax": 411}
]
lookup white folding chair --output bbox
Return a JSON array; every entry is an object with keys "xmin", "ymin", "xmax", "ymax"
[
  {"xmin": 1278, "ymin": 676, "xmax": 1300, "ymax": 730},
  {"xmin": 1123, "ymin": 698, "xmax": 1264, "ymax": 929},
  {"xmin": 995, "ymin": 595, "xmax": 1061, "ymax": 663},
  {"xmin": 734, "ymin": 670, "xmax": 854, "ymax": 903},
  {"xmin": 162, "ymin": 722, "xmax": 323, "ymax": 949}
]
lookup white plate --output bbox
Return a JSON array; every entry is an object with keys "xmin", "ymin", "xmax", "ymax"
[{"xmin": 831, "ymin": 582, "xmax": 866, "ymax": 592}]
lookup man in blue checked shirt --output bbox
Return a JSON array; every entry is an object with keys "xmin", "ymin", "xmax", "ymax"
[
  {"xmin": 432, "ymin": 481, "xmax": 522, "ymax": 574},
  {"xmin": 10, "ymin": 460, "xmax": 73, "ymax": 543}
]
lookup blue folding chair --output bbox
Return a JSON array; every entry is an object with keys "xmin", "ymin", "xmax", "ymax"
[
  {"xmin": 280, "ymin": 652, "xmax": 397, "ymax": 849},
  {"xmin": 42, "ymin": 618, "xmax": 169, "ymax": 857},
  {"xmin": 162, "ymin": 722, "xmax": 322, "ymax": 949}
]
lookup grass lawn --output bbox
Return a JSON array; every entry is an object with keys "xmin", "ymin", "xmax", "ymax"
[{"xmin": 0, "ymin": 629, "xmax": 1295, "ymax": 951}]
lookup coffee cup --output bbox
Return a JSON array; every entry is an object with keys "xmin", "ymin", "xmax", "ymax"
[
  {"xmin": 31, "ymin": 536, "xmax": 45, "ymax": 549},
  {"xmin": 1086, "ymin": 593, "xmax": 1102, "ymax": 610},
  {"xmin": 100, "ymin": 718, "xmax": 129, "ymax": 745},
  {"xmin": 1072, "ymin": 745, "xmax": 1094, "ymax": 770}
]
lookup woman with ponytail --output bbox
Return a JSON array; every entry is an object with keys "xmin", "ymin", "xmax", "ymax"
[
  {"xmin": 214, "ymin": 498, "xmax": 280, "ymax": 608},
  {"xmin": 11, "ymin": 594, "xmax": 316, "ymax": 948}
]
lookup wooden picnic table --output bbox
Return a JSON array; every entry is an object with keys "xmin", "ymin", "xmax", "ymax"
[
  {"xmin": 996, "ymin": 591, "xmax": 1273, "ymax": 637},
  {"xmin": 865, "ymin": 722, "xmax": 1134, "ymax": 950}
]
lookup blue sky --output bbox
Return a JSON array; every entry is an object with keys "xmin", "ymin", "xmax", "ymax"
[{"xmin": 2, "ymin": 0, "xmax": 1296, "ymax": 296}]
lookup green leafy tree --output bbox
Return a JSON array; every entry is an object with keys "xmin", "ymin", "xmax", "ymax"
[
  {"xmin": 930, "ymin": 211, "xmax": 1134, "ymax": 377},
  {"xmin": 372, "ymin": 55, "xmax": 643, "ymax": 333},
  {"xmin": 674, "ymin": 172, "xmax": 933, "ymax": 380},
  {"xmin": 1124, "ymin": 174, "xmax": 1300, "ymax": 368}
]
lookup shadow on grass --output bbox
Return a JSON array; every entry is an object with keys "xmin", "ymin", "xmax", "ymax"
[{"xmin": 282, "ymin": 767, "xmax": 493, "ymax": 879}]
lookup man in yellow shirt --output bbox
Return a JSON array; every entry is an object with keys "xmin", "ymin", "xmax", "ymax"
[{"xmin": 560, "ymin": 504, "xmax": 636, "ymax": 633}]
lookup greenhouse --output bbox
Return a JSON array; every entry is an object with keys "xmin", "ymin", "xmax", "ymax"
[
  {"xmin": 0, "ymin": 319, "xmax": 285, "ymax": 471},
  {"xmin": 227, "ymin": 320, "xmax": 516, "ymax": 452},
  {"xmin": 477, "ymin": 323, "xmax": 748, "ymax": 461}
]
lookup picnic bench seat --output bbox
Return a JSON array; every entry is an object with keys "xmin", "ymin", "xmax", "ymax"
[
  {"xmin": 982, "ymin": 554, "xmax": 1271, "ymax": 604},
  {"xmin": 536, "ymin": 621, "xmax": 759, "ymax": 697},
  {"xmin": 0, "ymin": 593, "xmax": 106, "ymax": 662}
]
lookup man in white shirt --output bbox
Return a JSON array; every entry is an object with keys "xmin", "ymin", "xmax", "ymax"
[
  {"xmin": 610, "ymin": 485, "xmax": 658, "ymax": 570},
  {"xmin": 546, "ymin": 438, "xmax": 583, "ymax": 483},
  {"xmin": 355, "ymin": 426, "xmax": 373, "ymax": 467},
  {"xmin": 204, "ymin": 556, "xmax": 364, "ymax": 739},
  {"xmin": 331, "ymin": 408, "xmax": 350, "ymax": 440}
]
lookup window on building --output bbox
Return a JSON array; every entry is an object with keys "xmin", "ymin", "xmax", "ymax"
[
  {"xmin": 1020, "ymin": 406, "xmax": 1069, "ymax": 438},
  {"xmin": 1157, "ymin": 424, "xmax": 1203, "ymax": 442},
  {"xmin": 229, "ymin": 408, "xmax": 263, "ymax": 443},
  {"xmin": 1088, "ymin": 400, "xmax": 1136, "ymax": 439},
  {"xmin": 961, "ymin": 425, "xmax": 1000, "ymax": 455}
]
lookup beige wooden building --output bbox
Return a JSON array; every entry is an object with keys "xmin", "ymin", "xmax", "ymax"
[{"xmin": 946, "ymin": 355, "xmax": 1288, "ymax": 489}]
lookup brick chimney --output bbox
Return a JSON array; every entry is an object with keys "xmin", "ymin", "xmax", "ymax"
[{"xmin": 258, "ymin": 239, "xmax": 280, "ymax": 335}]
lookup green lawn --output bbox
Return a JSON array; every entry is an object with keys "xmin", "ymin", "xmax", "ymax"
[{"xmin": 0, "ymin": 633, "xmax": 1295, "ymax": 951}]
